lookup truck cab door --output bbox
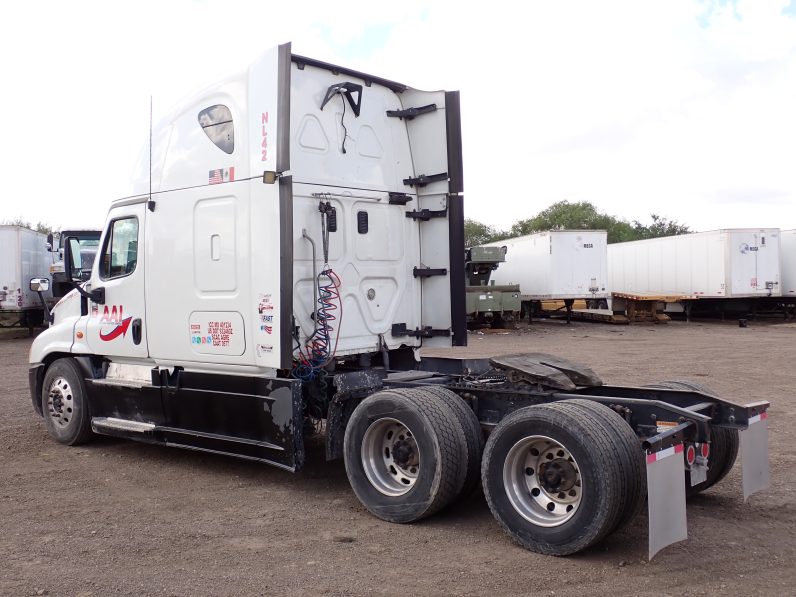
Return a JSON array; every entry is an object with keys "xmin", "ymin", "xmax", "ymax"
[{"xmin": 82, "ymin": 202, "xmax": 149, "ymax": 359}]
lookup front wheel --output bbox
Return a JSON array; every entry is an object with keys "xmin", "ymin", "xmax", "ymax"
[
  {"xmin": 482, "ymin": 402, "xmax": 628, "ymax": 555},
  {"xmin": 41, "ymin": 358, "xmax": 93, "ymax": 446}
]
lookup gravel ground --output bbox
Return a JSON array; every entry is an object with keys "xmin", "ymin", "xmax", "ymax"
[{"xmin": 1, "ymin": 319, "xmax": 794, "ymax": 596}]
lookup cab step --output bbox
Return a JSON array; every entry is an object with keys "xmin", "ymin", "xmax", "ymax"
[{"xmin": 92, "ymin": 417, "xmax": 156, "ymax": 433}]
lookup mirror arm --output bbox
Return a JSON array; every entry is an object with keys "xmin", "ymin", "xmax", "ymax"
[
  {"xmin": 71, "ymin": 282, "xmax": 105, "ymax": 305},
  {"xmin": 34, "ymin": 290, "xmax": 52, "ymax": 324}
]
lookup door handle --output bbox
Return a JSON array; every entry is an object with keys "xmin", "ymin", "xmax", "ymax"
[{"xmin": 132, "ymin": 318, "xmax": 142, "ymax": 345}]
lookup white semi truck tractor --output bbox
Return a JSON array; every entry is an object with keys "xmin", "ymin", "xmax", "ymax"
[{"xmin": 28, "ymin": 44, "xmax": 770, "ymax": 559}]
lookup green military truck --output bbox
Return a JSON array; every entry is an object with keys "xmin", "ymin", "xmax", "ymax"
[{"xmin": 465, "ymin": 245, "xmax": 522, "ymax": 328}]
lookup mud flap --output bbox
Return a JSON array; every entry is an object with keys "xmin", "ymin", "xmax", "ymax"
[
  {"xmin": 741, "ymin": 412, "xmax": 770, "ymax": 501},
  {"xmin": 646, "ymin": 444, "xmax": 687, "ymax": 560}
]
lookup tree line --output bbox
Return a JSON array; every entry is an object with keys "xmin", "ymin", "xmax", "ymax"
[
  {"xmin": 1, "ymin": 218, "xmax": 54, "ymax": 235},
  {"xmin": 465, "ymin": 200, "xmax": 690, "ymax": 247}
]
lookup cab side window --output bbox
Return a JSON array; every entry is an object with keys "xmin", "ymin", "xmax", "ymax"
[
  {"xmin": 100, "ymin": 217, "xmax": 139, "ymax": 280},
  {"xmin": 198, "ymin": 105, "xmax": 234, "ymax": 154}
]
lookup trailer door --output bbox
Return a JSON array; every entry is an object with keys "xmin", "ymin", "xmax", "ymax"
[{"xmin": 729, "ymin": 230, "xmax": 780, "ymax": 296}]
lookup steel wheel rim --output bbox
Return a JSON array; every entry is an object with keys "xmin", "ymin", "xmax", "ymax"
[
  {"xmin": 47, "ymin": 376, "xmax": 75, "ymax": 429},
  {"xmin": 361, "ymin": 418, "xmax": 420, "ymax": 496},
  {"xmin": 503, "ymin": 435, "xmax": 582, "ymax": 527}
]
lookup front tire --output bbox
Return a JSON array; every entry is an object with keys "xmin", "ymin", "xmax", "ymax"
[
  {"xmin": 41, "ymin": 358, "xmax": 93, "ymax": 446},
  {"xmin": 482, "ymin": 402, "xmax": 627, "ymax": 555}
]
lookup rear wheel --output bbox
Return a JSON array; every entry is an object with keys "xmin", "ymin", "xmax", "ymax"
[
  {"xmin": 560, "ymin": 399, "xmax": 645, "ymax": 531},
  {"xmin": 643, "ymin": 380, "xmax": 739, "ymax": 495},
  {"xmin": 481, "ymin": 402, "xmax": 626, "ymax": 555},
  {"xmin": 344, "ymin": 388, "xmax": 467, "ymax": 523},
  {"xmin": 41, "ymin": 358, "xmax": 93, "ymax": 446},
  {"xmin": 417, "ymin": 386, "xmax": 484, "ymax": 497}
]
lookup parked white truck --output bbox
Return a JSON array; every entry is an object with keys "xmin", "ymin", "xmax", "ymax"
[
  {"xmin": 28, "ymin": 44, "xmax": 770, "ymax": 560},
  {"xmin": 0, "ymin": 225, "xmax": 53, "ymax": 329}
]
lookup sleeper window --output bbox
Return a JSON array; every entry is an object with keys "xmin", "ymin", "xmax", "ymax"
[
  {"xmin": 198, "ymin": 105, "xmax": 234, "ymax": 154},
  {"xmin": 100, "ymin": 217, "xmax": 139, "ymax": 280}
]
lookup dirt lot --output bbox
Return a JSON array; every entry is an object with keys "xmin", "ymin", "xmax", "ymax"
[{"xmin": 1, "ymin": 319, "xmax": 795, "ymax": 596}]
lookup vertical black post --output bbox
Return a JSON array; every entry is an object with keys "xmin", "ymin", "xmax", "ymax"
[
  {"xmin": 445, "ymin": 91, "xmax": 466, "ymax": 346},
  {"xmin": 277, "ymin": 43, "xmax": 293, "ymax": 369}
]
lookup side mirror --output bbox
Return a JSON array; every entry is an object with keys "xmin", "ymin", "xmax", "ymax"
[
  {"xmin": 30, "ymin": 278, "xmax": 50, "ymax": 292},
  {"xmin": 46, "ymin": 232, "xmax": 54, "ymax": 251}
]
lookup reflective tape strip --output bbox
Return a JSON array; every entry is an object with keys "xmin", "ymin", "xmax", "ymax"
[
  {"xmin": 646, "ymin": 443, "xmax": 684, "ymax": 464},
  {"xmin": 748, "ymin": 412, "xmax": 768, "ymax": 425}
]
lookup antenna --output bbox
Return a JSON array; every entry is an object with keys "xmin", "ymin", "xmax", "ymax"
[{"xmin": 147, "ymin": 96, "xmax": 155, "ymax": 212}]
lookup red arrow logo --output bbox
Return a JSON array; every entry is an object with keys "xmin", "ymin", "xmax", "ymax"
[{"xmin": 99, "ymin": 317, "xmax": 133, "ymax": 341}]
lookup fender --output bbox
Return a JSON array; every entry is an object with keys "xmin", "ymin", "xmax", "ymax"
[{"xmin": 29, "ymin": 355, "xmax": 103, "ymax": 416}]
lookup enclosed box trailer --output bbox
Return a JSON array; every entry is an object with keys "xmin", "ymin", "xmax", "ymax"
[
  {"xmin": 484, "ymin": 230, "xmax": 609, "ymax": 300},
  {"xmin": 484, "ymin": 230, "xmax": 609, "ymax": 319},
  {"xmin": 0, "ymin": 225, "xmax": 53, "ymax": 326},
  {"xmin": 782, "ymin": 230, "xmax": 796, "ymax": 298},
  {"xmin": 28, "ymin": 44, "xmax": 770, "ymax": 560},
  {"xmin": 608, "ymin": 229, "xmax": 781, "ymax": 299}
]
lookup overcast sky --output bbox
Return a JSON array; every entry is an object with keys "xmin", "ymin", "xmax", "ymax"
[{"xmin": 2, "ymin": 0, "xmax": 795, "ymax": 233}]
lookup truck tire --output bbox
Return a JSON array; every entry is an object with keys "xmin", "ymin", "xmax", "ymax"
[
  {"xmin": 559, "ymin": 399, "xmax": 645, "ymax": 532},
  {"xmin": 417, "ymin": 386, "xmax": 484, "ymax": 497},
  {"xmin": 344, "ymin": 388, "xmax": 467, "ymax": 523},
  {"xmin": 643, "ymin": 380, "xmax": 740, "ymax": 496},
  {"xmin": 481, "ymin": 402, "xmax": 626, "ymax": 555},
  {"xmin": 41, "ymin": 358, "xmax": 93, "ymax": 446}
]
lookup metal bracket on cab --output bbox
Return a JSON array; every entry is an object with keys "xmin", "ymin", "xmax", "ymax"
[
  {"xmin": 391, "ymin": 323, "xmax": 451, "ymax": 339},
  {"xmin": 413, "ymin": 267, "xmax": 447, "ymax": 278},
  {"xmin": 388, "ymin": 193, "xmax": 413, "ymax": 205},
  {"xmin": 403, "ymin": 172, "xmax": 448, "ymax": 187},
  {"xmin": 405, "ymin": 208, "xmax": 447, "ymax": 221},
  {"xmin": 386, "ymin": 103, "xmax": 437, "ymax": 120}
]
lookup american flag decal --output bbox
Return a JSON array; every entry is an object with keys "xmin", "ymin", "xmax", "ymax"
[{"xmin": 209, "ymin": 167, "xmax": 235, "ymax": 185}]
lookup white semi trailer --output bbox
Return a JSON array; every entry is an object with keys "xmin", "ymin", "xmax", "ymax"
[
  {"xmin": 0, "ymin": 225, "xmax": 53, "ymax": 329},
  {"xmin": 608, "ymin": 229, "xmax": 781, "ymax": 299},
  {"xmin": 484, "ymin": 230, "xmax": 610, "ymax": 317},
  {"xmin": 27, "ymin": 44, "xmax": 770, "ymax": 560},
  {"xmin": 782, "ymin": 230, "xmax": 796, "ymax": 298}
]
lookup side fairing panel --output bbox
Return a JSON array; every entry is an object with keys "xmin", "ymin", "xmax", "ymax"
[{"xmin": 400, "ymin": 89, "xmax": 465, "ymax": 347}]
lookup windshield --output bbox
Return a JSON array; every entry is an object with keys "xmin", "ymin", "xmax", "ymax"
[{"xmin": 59, "ymin": 235, "xmax": 100, "ymax": 252}]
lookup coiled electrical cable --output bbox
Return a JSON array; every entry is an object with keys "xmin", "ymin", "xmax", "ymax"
[{"xmin": 292, "ymin": 201, "xmax": 343, "ymax": 382}]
